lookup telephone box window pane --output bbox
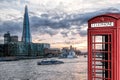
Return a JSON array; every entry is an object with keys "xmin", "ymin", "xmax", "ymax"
[
  {"xmin": 92, "ymin": 35, "xmax": 109, "ymax": 43},
  {"xmin": 95, "ymin": 44, "xmax": 107, "ymax": 50},
  {"xmin": 92, "ymin": 36, "xmax": 95, "ymax": 42},
  {"xmin": 95, "ymin": 44, "xmax": 102, "ymax": 50},
  {"xmin": 95, "ymin": 36, "xmax": 102, "ymax": 42},
  {"xmin": 92, "ymin": 44, "xmax": 94, "ymax": 49}
]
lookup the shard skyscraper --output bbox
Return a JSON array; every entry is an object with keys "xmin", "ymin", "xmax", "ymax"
[{"xmin": 22, "ymin": 5, "xmax": 32, "ymax": 43}]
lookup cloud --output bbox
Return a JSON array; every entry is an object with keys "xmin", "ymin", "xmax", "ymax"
[
  {"xmin": 69, "ymin": 37, "xmax": 76, "ymax": 40},
  {"xmin": 31, "ymin": 7, "xmax": 120, "ymax": 28},
  {"xmin": 0, "ymin": 0, "xmax": 16, "ymax": 3},
  {"xmin": 41, "ymin": 28, "xmax": 58, "ymax": 36},
  {"xmin": 31, "ymin": 27, "xmax": 59, "ymax": 37},
  {"xmin": 0, "ymin": 20, "xmax": 23, "ymax": 43},
  {"xmin": 38, "ymin": 39, "xmax": 46, "ymax": 41},
  {"xmin": 29, "ymin": 7, "xmax": 120, "ymax": 38},
  {"xmin": 0, "ymin": 20, "xmax": 22, "ymax": 33},
  {"xmin": 0, "ymin": 0, "xmax": 21, "ymax": 10},
  {"xmin": 0, "ymin": 4, "xmax": 120, "ymax": 44},
  {"xmin": 30, "ymin": 15, "xmax": 71, "ymax": 29},
  {"xmin": 60, "ymin": 31, "xmax": 69, "ymax": 37},
  {"xmin": 79, "ymin": 30, "xmax": 87, "ymax": 37}
]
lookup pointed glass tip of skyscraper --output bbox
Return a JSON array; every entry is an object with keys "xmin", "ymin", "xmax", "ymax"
[{"xmin": 22, "ymin": 5, "xmax": 32, "ymax": 43}]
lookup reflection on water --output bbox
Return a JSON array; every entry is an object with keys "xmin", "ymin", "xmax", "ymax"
[{"xmin": 0, "ymin": 56, "xmax": 87, "ymax": 80}]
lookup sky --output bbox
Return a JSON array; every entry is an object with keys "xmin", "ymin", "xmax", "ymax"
[{"xmin": 0, "ymin": 0, "xmax": 120, "ymax": 52}]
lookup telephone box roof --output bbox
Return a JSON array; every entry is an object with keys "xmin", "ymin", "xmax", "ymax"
[{"xmin": 89, "ymin": 13, "xmax": 120, "ymax": 21}]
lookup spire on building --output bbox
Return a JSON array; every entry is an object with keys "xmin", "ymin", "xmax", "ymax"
[{"xmin": 22, "ymin": 5, "xmax": 32, "ymax": 43}]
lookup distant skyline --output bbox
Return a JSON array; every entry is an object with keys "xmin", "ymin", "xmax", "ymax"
[{"xmin": 0, "ymin": 0, "xmax": 120, "ymax": 52}]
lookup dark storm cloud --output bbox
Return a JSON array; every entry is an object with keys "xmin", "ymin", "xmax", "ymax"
[
  {"xmin": 0, "ymin": 0, "xmax": 28, "ymax": 5},
  {"xmin": 0, "ymin": 20, "xmax": 22, "ymax": 33},
  {"xmin": 79, "ymin": 30, "xmax": 87, "ymax": 37},
  {"xmin": 31, "ymin": 27, "xmax": 58, "ymax": 36},
  {"xmin": 29, "ymin": 7, "xmax": 120, "ymax": 37},
  {"xmin": 0, "ymin": 7, "xmax": 119, "ymax": 40},
  {"xmin": 43, "ymin": 28, "xmax": 58, "ymax": 36},
  {"xmin": 0, "ymin": 20, "xmax": 23, "ymax": 42},
  {"xmin": 71, "ymin": 31, "xmax": 78, "ymax": 36},
  {"xmin": 30, "ymin": 15, "xmax": 70, "ymax": 29},
  {"xmin": 60, "ymin": 31, "xmax": 69, "ymax": 37},
  {"xmin": 0, "ymin": 0, "xmax": 16, "ymax": 2}
]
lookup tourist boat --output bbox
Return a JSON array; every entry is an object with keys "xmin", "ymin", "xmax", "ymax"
[{"xmin": 37, "ymin": 59, "xmax": 64, "ymax": 65}]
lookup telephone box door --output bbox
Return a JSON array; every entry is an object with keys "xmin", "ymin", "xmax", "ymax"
[{"xmin": 88, "ymin": 31, "xmax": 113, "ymax": 80}]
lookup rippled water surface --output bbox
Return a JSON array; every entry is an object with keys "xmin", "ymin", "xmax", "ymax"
[{"xmin": 0, "ymin": 56, "xmax": 87, "ymax": 80}]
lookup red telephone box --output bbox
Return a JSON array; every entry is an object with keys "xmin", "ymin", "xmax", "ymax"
[{"xmin": 88, "ymin": 13, "xmax": 120, "ymax": 80}]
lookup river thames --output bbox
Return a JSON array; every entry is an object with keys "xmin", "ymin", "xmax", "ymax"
[{"xmin": 0, "ymin": 56, "xmax": 87, "ymax": 80}]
